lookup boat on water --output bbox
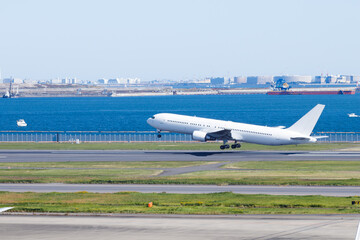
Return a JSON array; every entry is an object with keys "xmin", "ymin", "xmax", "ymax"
[
  {"xmin": 16, "ymin": 119, "xmax": 27, "ymax": 127},
  {"xmin": 267, "ymin": 89, "xmax": 356, "ymax": 95},
  {"xmin": 267, "ymin": 79, "xmax": 357, "ymax": 95},
  {"xmin": 2, "ymin": 81, "xmax": 18, "ymax": 98},
  {"xmin": 348, "ymin": 113, "xmax": 359, "ymax": 118},
  {"xmin": 2, "ymin": 91, "xmax": 10, "ymax": 98}
]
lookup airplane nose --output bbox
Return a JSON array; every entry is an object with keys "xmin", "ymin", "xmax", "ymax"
[{"xmin": 147, "ymin": 118, "xmax": 153, "ymax": 126}]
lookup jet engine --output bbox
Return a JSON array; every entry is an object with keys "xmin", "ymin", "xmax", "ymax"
[{"xmin": 192, "ymin": 131, "xmax": 208, "ymax": 142}]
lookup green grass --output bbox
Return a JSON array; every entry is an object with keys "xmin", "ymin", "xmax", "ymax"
[
  {"xmin": 0, "ymin": 142, "xmax": 358, "ymax": 151},
  {"xmin": 224, "ymin": 160, "xmax": 360, "ymax": 171},
  {"xmin": 2, "ymin": 160, "xmax": 360, "ymax": 185},
  {"xmin": 1, "ymin": 191, "xmax": 360, "ymax": 214},
  {"xmin": 0, "ymin": 168, "xmax": 163, "ymax": 183}
]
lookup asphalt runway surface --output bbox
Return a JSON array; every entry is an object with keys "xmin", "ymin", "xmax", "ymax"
[
  {"xmin": 0, "ymin": 214, "xmax": 359, "ymax": 240},
  {"xmin": 2, "ymin": 183, "xmax": 360, "ymax": 196},
  {"xmin": 0, "ymin": 150, "xmax": 360, "ymax": 162},
  {"xmin": 1, "ymin": 150, "xmax": 360, "ymax": 196}
]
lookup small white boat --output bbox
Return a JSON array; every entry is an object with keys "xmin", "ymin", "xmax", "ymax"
[
  {"xmin": 17, "ymin": 119, "xmax": 27, "ymax": 127},
  {"xmin": 348, "ymin": 113, "xmax": 359, "ymax": 118}
]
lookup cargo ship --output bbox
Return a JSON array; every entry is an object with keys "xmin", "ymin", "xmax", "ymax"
[
  {"xmin": 267, "ymin": 79, "xmax": 356, "ymax": 95},
  {"xmin": 267, "ymin": 89, "xmax": 356, "ymax": 95}
]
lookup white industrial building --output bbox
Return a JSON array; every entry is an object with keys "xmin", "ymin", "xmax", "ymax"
[
  {"xmin": 233, "ymin": 76, "xmax": 247, "ymax": 84},
  {"xmin": 61, "ymin": 77, "xmax": 78, "ymax": 84},
  {"xmin": 246, "ymin": 76, "xmax": 273, "ymax": 84},
  {"xmin": 105, "ymin": 78, "xmax": 141, "ymax": 85}
]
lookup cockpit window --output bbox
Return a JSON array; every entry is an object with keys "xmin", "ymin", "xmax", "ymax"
[{"xmin": 151, "ymin": 116, "xmax": 155, "ymax": 119}]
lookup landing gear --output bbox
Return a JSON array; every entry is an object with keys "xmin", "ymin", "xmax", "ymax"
[
  {"xmin": 220, "ymin": 140, "xmax": 230, "ymax": 150},
  {"xmin": 157, "ymin": 130, "xmax": 161, "ymax": 138},
  {"xmin": 231, "ymin": 141, "xmax": 241, "ymax": 149},
  {"xmin": 221, "ymin": 140, "xmax": 241, "ymax": 150},
  {"xmin": 220, "ymin": 144, "xmax": 230, "ymax": 150}
]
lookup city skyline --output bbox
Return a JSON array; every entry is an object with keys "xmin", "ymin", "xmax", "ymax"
[{"xmin": 1, "ymin": 0, "xmax": 360, "ymax": 81}]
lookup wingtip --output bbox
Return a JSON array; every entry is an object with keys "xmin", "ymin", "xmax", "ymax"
[{"xmin": 0, "ymin": 207, "xmax": 14, "ymax": 213}]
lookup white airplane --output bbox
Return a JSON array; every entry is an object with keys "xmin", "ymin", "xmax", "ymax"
[{"xmin": 147, "ymin": 104, "xmax": 326, "ymax": 150}]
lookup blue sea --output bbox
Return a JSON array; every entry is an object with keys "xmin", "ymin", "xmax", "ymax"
[{"xmin": 0, "ymin": 95, "xmax": 359, "ymax": 132}]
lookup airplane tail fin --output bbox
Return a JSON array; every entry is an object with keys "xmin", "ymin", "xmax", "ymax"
[{"xmin": 287, "ymin": 104, "xmax": 325, "ymax": 136}]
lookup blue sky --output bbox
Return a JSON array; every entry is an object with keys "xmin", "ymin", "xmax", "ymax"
[{"xmin": 0, "ymin": 0, "xmax": 359, "ymax": 81}]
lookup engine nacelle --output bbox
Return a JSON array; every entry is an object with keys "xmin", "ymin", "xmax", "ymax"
[{"xmin": 192, "ymin": 131, "xmax": 208, "ymax": 142}]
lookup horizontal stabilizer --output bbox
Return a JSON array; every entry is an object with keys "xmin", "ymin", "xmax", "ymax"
[
  {"xmin": 314, "ymin": 136, "xmax": 328, "ymax": 139},
  {"xmin": 287, "ymin": 104, "xmax": 325, "ymax": 136}
]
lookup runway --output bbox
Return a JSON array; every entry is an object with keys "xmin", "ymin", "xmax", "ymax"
[
  {"xmin": 0, "ymin": 214, "xmax": 358, "ymax": 240},
  {"xmin": 1, "ymin": 150, "xmax": 360, "ymax": 196},
  {"xmin": 0, "ymin": 150, "xmax": 360, "ymax": 162},
  {"xmin": 1, "ymin": 183, "xmax": 360, "ymax": 196}
]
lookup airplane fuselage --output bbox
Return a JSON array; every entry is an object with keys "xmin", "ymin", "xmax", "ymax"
[{"xmin": 147, "ymin": 113, "xmax": 317, "ymax": 146}]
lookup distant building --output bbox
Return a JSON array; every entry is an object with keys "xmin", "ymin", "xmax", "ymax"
[
  {"xmin": 97, "ymin": 78, "xmax": 108, "ymax": 84},
  {"xmin": 106, "ymin": 78, "xmax": 141, "ymax": 85},
  {"xmin": 108, "ymin": 79, "xmax": 119, "ymax": 84},
  {"xmin": 352, "ymin": 76, "xmax": 360, "ymax": 83},
  {"xmin": 210, "ymin": 77, "xmax": 225, "ymax": 85},
  {"xmin": 257, "ymin": 76, "xmax": 273, "ymax": 84},
  {"xmin": 246, "ymin": 76, "xmax": 258, "ymax": 84},
  {"xmin": 340, "ymin": 75, "xmax": 359, "ymax": 83},
  {"xmin": 325, "ymin": 75, "xmax": 337, "ymax": 84},
  {"xmin": 60, "ymin": 77, "xmax": 78, "ymax": 84},
  {"xmin": 335, "ymin": 76, "xmax": 347, "ymax": 83},
  {"xmin": 246, "ymin": 76, "xmax": 273, "ymax": 84},
  {"xmin": 196, "ymin": 78, "xmax": 211, "ymax": 84},
  {"xmin": 2, "ymin": 77, "xmax": 23, "ymax": 84},
  {"xmin": 51, "ymin": 78, "xmax": 62, "ymax": 84},
  {"xmin": 23, "ymin": 79, "xmax": 38, "ymax": 84},
  {"xmin": 127, "ymin": 78, "xmax": 141, "ymax": 84},
  {"xmin": 313, "ymin": 76, "xmax": 326, "ymax": 84},
  {"xmin": 234, "ymin": 76, "xmax": 246, "ymax": 84}
]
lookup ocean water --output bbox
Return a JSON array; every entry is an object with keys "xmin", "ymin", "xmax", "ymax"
[{"xmin": 0, "ymin": 95, "xmax": 359, "ymax": 132}]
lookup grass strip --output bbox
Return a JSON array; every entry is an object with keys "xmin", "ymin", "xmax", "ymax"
[
  {"xmin": 1, "ymin": 191, "xmax": 360, "ymax": 214},
  {"xmin": 2, "ymin": 160, "xmax": 360, "ymax": 186}
]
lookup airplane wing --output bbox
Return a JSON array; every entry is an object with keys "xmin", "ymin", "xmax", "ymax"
[
  {"xmin": 201, "ymin": 129, "xmax": 242, "ymax": 141},
  {"xmin": 0, "ymin": 207, "xmax": 13, "ymax": 213},
  {"xmin": 206, "ymin": 129, "xmax": 232, "ymax": 140}
]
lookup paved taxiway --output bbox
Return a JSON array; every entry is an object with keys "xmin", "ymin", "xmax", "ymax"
[
  {"xmin": 0, "ymin": 214, "xmax": 358, "ymax": 240},
  {"xmin": 0, "ymin": 150, "xmax": 360, "ymax": 162},
  {"xmin": 0, "ymin": 150, "xmax": 360, "ymax": 196},
  {"xmin": 2, "ymin": 183, "xmax": 360, "ymax": 196}
]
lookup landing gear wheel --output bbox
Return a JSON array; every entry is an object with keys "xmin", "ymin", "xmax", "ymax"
[
  {"xmin": 157, "ymin": 134, "xmax": 161, "ymax": 138},
  {"xmin": 224, "ymin": 144, "xmax": 230, "ymax": 149},
  {"xmin": 220, "ymin": 145, "xmax": 225, "ymax": 150},
  {"xmin": 231, "ymin": 144, "xmax": 237, "ymax": 149},
  {"xmin": 236, "ymin": 143, "xmax": 241, "ymax": 148}
]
